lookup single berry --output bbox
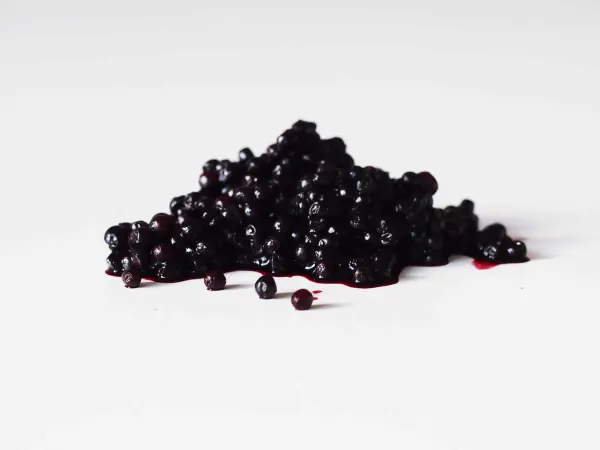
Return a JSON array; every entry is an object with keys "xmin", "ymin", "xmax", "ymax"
[
  {"xmin": 128, "ymin": 228, "xmax": 152, "ymax": 251},
  {"xmin": 151, "ymin": 243, "xmax": 174, "ymax": 262},
  {"xmin": 255, "ymin": 275, "xmax": 277, "ymax": 299},
  {"xmin": 121, "ymin": 255, "xmax": 136, "ymax": 272},
  {"xmin": 106, "ymin": 251, "xmax": 124, "ymax": 275},
  {"xmin": 239, "ymin": 148, "xmax": 255, "ymax": 163},
  {"xmin": 291, "ymin": 289, "xmax": 314, "ymax": 310},
  {"xmin": 514, "ymin": 240, "xmax": 527, "ymax": 260},
  {"xmin": 149, "ymin": 213, "xmax": 174, "ymax": 237},
  {"xmin": 353, "ymin": 265, "xmax": 374, "ymax": 285},
  {"xmin": 415, "ymin": 171, "xmax": 439, "ymax": 195},
  {"xmin": 131, "ymin": 220, "xmax": 149, "ymax": 230},
  {"xmin": 204, "ymin": 270, "xmax": 227, "ymax": 291},
  {"xmin": 199, "ymin": 171, "xmax": 219, "ymax": 190},
  {"xmin": 122, "ymin": 270, "xmax": 142, "ymax": 288},
  {"xmin": 155, "ymin": 262, "xmax": 183, "ymax": 282},
  {"xmin": 263, "ymin": 236, "xmax": 281, "ymax": 255},
  {"xmin": 104, "ymin": 225, "xmax": 128, "ymax": 249},
  {"xmin": 170, "ymin": 196, "xmax": 186, "ymax": 215},
  {"xmin": 203, "ymin": 159, "xmax": 219, "ymax": 172},
  {"xmin": 314, "ymin": 261, "xmax": 337, "ymax": 281},
  {"xmin": 459, "ymin": 199, "xmax": 475, "ymax": 215}
]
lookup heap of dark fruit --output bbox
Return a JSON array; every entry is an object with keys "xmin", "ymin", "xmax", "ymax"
[{"xmin": 105, "ymin": 120, "xmax": 528, "ymax": 288}]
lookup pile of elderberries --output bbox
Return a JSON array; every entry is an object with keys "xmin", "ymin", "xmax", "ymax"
[{"xmin": 105, "ymin": 120, "xmax": 528, "ymax": 289}]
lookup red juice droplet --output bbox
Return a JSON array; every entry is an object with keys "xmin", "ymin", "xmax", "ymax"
[
  {"xmin": 313, "ymin": 290, "xmax": 322, "ymax": 294},
  {"xmin": 473, "ymin": 260, "xmax": 499, "ymax": 270},
  {"xmin": 313, "ymin": 297, "xmax": 319, "ymax": 301}
]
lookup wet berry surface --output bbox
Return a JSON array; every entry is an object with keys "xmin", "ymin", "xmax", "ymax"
[
  {"xmin": 105, "ymin": 121, "xmax": 528, "ymax": 288},
  {"xmin": 255, "ymin": 275, "xmax": 278, "ymax": 299},
  {"xmin": 204, "ymin": 270, "xmax": 227, "ymax": 291},
  {"xmin": 291, "ymin": 289, "xmax": 314, "ymax": 310}
]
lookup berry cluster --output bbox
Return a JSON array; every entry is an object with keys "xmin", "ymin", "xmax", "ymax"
[{"xmin": 105, "ymin": 120, "xmax": 528, "ymax": 288}]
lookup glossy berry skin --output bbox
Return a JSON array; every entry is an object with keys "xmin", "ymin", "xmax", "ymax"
[
  {"xmin": 203, "ymin": 159, "xmax": 219, "ymax": 172},
  {"xmin": 131, "ymin": 220, "xmax": 149, "ymax": 230},
  {"xmin": 155, "ymin": 262, "xmax": 183, "ymax": 282},
  {"xmin": 122, "ymin": 270, "xmax": 142, "ymax": 288},
  {"xmin": 104, "ymin": 120, "xmax": 528, "ymax": 288},
  {"xmin": 151, "ymin": 243, "xmax": 173, "ymax": 263},
  {"xmin": 149, "ymin": 213, "xmax": 174, "ymax": 237},
  {"xmin": 204, "ymin": 270, "xmax": 226, "ymax": 291},
  {"xmin": 106, "ymin": 251, "xmax": 124, "ymax": 275},
  {"xmin": 415, "ymin": 172, "xmax": 438, "ymax": 195},
  {"xmin": 291, "ymin": 289, "xmax": 314, "ymax": 310},
  {"xmin": 353, "ymin": 265, "xmax": 374, "ymax": 285},
  {"xmin": 255, "ymin": 275, "xmax": 277, "ymax": 299},
  {"xmin": 513, "ymin": 240, "xmax": 527, "ymax": 259},
  {"xmin": 238, "ymin": 148, "xmax": 255, "ymax": 163},
  {"xmin": 104, "ymin": 225, "xmax": 128, "ymax": 250},
  {"xmin": 128, "ymin": 228, "xmax": 152, "ymax": 251},
  {"xmin": 170, "ymin": 196, "xmax": 186, "ymax": 215},
  {"xmin": 263, "ymin": 236, "xmax": 281, "ymax": 255},
  {"xmin": 199, "ymin": 172, "xmax": 219, "ymax": 191},
  {"xmin": 121, "ymin": 255, "xmax": 136, "ymax": 272}
]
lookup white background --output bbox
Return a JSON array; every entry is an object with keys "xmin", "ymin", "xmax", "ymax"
[{"xmin": 1, "ymin": 1, "xmax": 599, "ymax": 449}]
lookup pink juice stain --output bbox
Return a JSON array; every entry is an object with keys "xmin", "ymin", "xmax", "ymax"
[{"xmin": 472, "ymin": 260, "xmax": 499, "ymax": 270}]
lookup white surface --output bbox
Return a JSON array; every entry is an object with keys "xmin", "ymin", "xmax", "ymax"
[{"xmin": 1, "ymin": 1, "xmax": 600, "ymax": 449}]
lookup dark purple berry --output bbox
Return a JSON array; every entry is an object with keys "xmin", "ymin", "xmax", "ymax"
[
  {"xmin": 204, "ymin": 270, "xmax": 226, "ymax": 291},
  {"xmin": 415, "ymin": 171, "xmax": 438, "ymax": 195},
  {"xmin": 121, "ymin": 255, "xmax": 135, "ymax": 272},
  {"xmin": 353, "ymin": 265, "xmax": 374, "ymax": 285},
  {"xmin": 195, "ymin": 240, "xmax": 215, "ymax": 258},
  {"xmin": 234, "ymin": 187, "xmax": 253, "ymax": 204},
  {"xmin": 203, "ymin": 159, "xmax": 219, "ymax": 172},
  {"xmin": 199, "ymin": 171, "xmax": 219, "ymax": 190},
  {"xmin": 122, "ymin": 270, "xmax": 142, "ymax": 288},
  {"xmin": 128, "ymin": 228, "xmax": 152, "ymax": 251},
  {"xmin": 459, "ymin": 199, "xmax": 475, "ymax": 215},
  {"xmin": 155, "ymin": 262, "xmax": 183, "ymax": 282},
  {"xmin": 106, "ymin": 251, "xmax": 124, "ymax": 275},
  {"xmin": 170, "ymin": 196, "xmax": 186, "ymax": 215},
  {"xmin": 104, "ymin": 225, "xmax": 128, "ymax": 249},
  {"xmin": 151, "ymin": 243, "xmax": 173, "ymax": 262},
  {"xmin": 255, "ymin": 275, "xmax": 277, "ymax": 299},
  {"xmin": 215, "ymin": 195, "xmax": 234, "ymax": 210},
  {"xmin": 291, "ymin": 289, "xmax": 314, "ymax": 310},
  {"xmin": 131, "ymin": 220, "xmax": 149, "ymax": 230},
  {"xmin": 314, "ymin": 261, "xmax": 337, "ymax": 281},
  {"xmin": 263, "ymin": 236, "xmax": 281, "ymax": 255},
  {"xmin": 239, "ymin": 148, "xmax": 255, "ymax": 163},
  {"xmin": 149, "ymin": 213, "xmax": 174, "ymax": 237},
  {"xmin": 295, "ymin": 244, "xmax": 310, "ymax": 261},
  {"xmin": 514, "ymin": 240, "xmax": 527, "ymax": 259}
]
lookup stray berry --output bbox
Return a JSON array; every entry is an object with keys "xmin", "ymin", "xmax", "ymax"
[
  {"xmin": 122, "ymin": 270, "xmax": 142, "ymax": 288},
  {"xmin": 204, "ymin": 270, "xmax": 226, "ymax": 291},
  {"xmin": 255, "ymin": 275, "xmax": 277, "ymax": 299},
  {"xmin": 291, "ymin": 289, "xmax": 314, "ymax": 310}
]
